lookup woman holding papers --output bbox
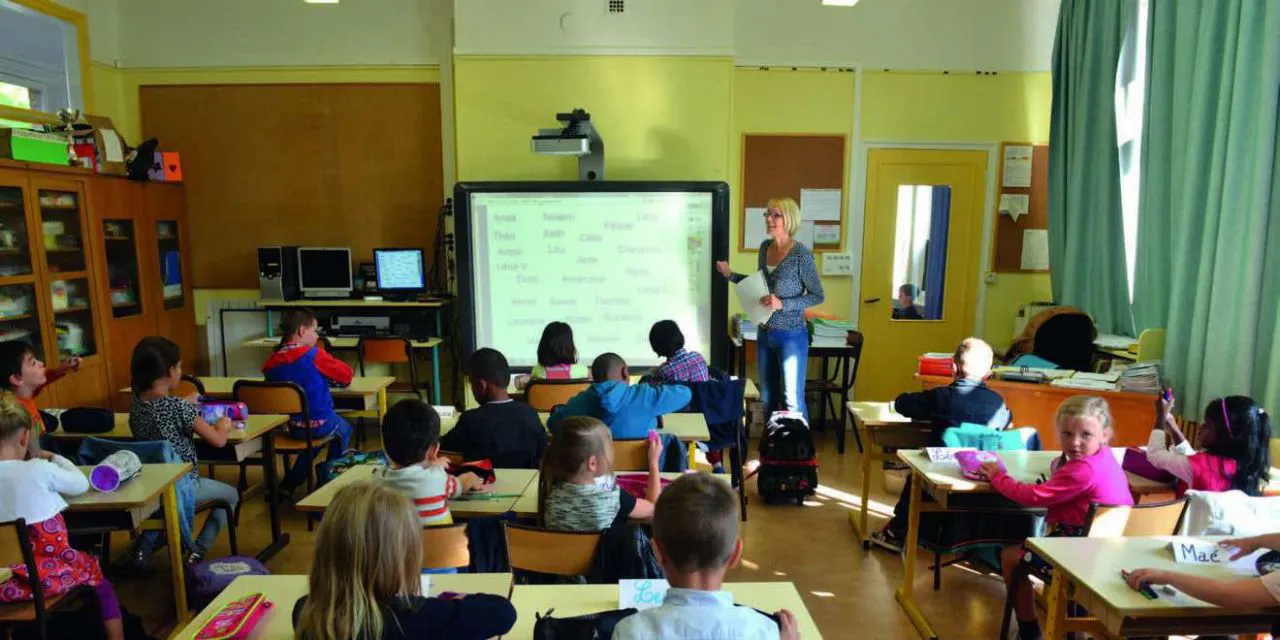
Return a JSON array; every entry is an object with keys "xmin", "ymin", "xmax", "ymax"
[{"xmin": 716, "ymin": 197, "xmax": 824, "ymax": 420}]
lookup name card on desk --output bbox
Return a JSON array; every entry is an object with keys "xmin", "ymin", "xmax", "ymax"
[
  {"xmin": 925, "ymin": 447, "xmax": 975, "ymax": 464},
  {"xmin": 1171, "ymin": 541, "xmax": 1229, "ymax": 565},
  {"xmin": 434, "ymin": 406, "xmax": 456, "ymax": 419},
  {"xmin": 619, "ymin": 579, "xmax": 670, "ymax": 610}
]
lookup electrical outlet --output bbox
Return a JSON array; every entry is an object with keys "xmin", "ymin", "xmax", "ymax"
[{"xmin": 822, "ymin": 253, "xmax": 854, "ymax": 276}]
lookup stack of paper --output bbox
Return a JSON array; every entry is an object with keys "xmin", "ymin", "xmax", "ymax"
[
  {"xmin": 1119, "ymin": 361, "xmax": 1163, "ymax": 394},
  {"xmin": 1095, "ymin": 333, "xmax": 1138, "ymax": 350},
  {"xmin": 992, "ymin": 366, "xmax": 1075, "ymax": 380},
  {"xmin": 1050, "ymin": 377, "xmax": 1118, "ymax": 391},
  {"xmin": 808, "ymin": 317, "xmax": 852, "ymax": 348},
  {"xmin": 733, "ymin": 315, "xmax": 758, "ymax": 341}
]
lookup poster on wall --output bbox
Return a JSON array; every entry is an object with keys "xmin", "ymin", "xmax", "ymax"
[{"xmin": 1002, "ymin": 145, "xmax": 1033, "ymax": 188}]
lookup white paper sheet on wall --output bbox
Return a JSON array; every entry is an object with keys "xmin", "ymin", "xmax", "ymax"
[
  {"xmin": 1003, "ymin": 145, "xmax": 1033, "ymax": 188},
  {"xmin": 813, "ymin": 223, "xmax": 841, "ymax": 245},
  {"xmin": 795, "ymin": 221, "xmax": 816, "ymax": 247},
  {"xmin": 800, "ymin": 188, "xmax": 843, "ymax": 222},
  {"xmin": 744, "ymin": 207, "xmax": 767, "ymax": 249},
  {"xmin": 1021, "ymin": 229, "xmax": 1050, "ymax": 270},
  {"xmin": 998, "ymin": 193, "xmax": 1029, "ymax": 221}
]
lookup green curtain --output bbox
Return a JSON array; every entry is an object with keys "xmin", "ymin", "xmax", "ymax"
[
  {"xmin": 1047, "ymin": 0, "xmax": 1136, "ymax": 336},
  {"xmin": 1132, "ymin": 0, "xmax": 1280, "ymax": 411}
]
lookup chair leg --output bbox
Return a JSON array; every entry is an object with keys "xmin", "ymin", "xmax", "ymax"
[
  {"xmin": 223, "ymin": 504, "xmax": 238, "ymax": 556},
  {"xmin": 933, "ymin": 551, "xmax": 942, "ymax": 590}
]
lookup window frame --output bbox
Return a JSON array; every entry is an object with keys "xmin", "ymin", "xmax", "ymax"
[{"xmin": 0, "ymin": 0, "xmax": 94, "ymax": 126}]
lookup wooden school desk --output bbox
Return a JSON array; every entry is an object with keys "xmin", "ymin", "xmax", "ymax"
[
  {"xmin": 1029, "ymin": 536, "xmax": 1280, "ymax": 638},
  {"xmin": 64, "ymin": 463, "xmax": 192, "ymax": 628},
  {"xmin": 508, "ymin": 582, "xmax": 823, "ymax": 639},
  {"xmin": 914, "ymin": 374, "xmax": 1157, "ymax": 447},
  {"xmin": 173, "ymin": 573, "xmax": 513, "ymax": 639},
  {"xmin": 51, "ymin": 413, "xmax": 292, "ymax": 561},
  {"xmin": 847, "ymin": 401, "xmax": 931, "ymax": 548},
  {"xmin": 118, "ymin": 375, "xmax": 396, "ymax": 424},
  {"xmin": 294, "ymin": 466, "xmax": 539, "ymax": 518},
  {"xmin": 463, "ymin": 375, "xmax": 761, "ymax": 409}
]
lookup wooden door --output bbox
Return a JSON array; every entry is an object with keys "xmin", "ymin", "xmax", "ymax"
[
  {"xmin": 0, "ymin": 169, "xmax": 57, "ymax": 404},
  {"xmin": 90, "ymin": 178, "xmax": 152, "ymax": 410},
  {"xmin": 856, "ymin": 149, "xmax": 989, "ymax": 401},
  {"xmin": 143, "ymin": 184, "xmax": 199, "ymax": 372},
  {"xmin": 29, "ymin": 175, "xmax": 111, "ymax": 408}
]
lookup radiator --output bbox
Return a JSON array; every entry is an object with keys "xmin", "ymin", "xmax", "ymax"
[{"xmin": 205, "ymin": 298, "xmax": 269, "ymax": 377}]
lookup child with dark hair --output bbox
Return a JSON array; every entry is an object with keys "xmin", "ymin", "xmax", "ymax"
[
  {"xmin": 440, "ymin": 348, "xmax": 545, "ymax": 468},
  {"xmin": 648, "ymin": 320, "xmax": 710, "ymax": 383},
  {"xmin": 0, "ymin": 340, "xmax": 80, "ymax": 449},
  {"xmin": 1147, "ymin": 392, "xmax": 1272, "ymax": 496},
  {"xmin": 381, "ymin": 400, "xmax": 485, "ymax": 526},
  {"xmin": 128, "ymin": 336, "xmax": 237, "ymax": 566},
  {"xmin": 531, "ymin": 321, "xmax": 588, "ymax": 380},
  {"xmin": 262, "ymin": 308, "xmax": 353, "ymax": 498}
]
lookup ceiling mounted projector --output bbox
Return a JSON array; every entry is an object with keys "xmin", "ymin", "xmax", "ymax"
[{"xmin": 531, "ymin": 108, "xmax": 605, "ymax": 181}]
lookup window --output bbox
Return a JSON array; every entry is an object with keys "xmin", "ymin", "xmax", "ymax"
[
  {"xmin": 1115, "ymin": 0, "xmax": 1150, "ymax": 301},
  {"xmin": 0, "ymin": 80, "xmax": 36, "ymax": 128},
  {"xmin": 0, "ymin": 0, "xmax": 87, "ymax": 120}
]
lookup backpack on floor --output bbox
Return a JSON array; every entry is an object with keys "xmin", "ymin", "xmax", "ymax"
[
  {"xmin": 317, "ymin": 449, "xmax": 388, "ymax": 485},
  {"xmin": 187, "ymin": 556, "xmax": 271, "ymax": 611},
  {"xmin": 757, "ymin": 412, "xmax": 818, "ymax": 505}
]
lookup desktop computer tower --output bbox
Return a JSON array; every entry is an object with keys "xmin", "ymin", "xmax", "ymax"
[{"xmin": 258, "ymin": 246, "xmax": 299, "ymax": 301}]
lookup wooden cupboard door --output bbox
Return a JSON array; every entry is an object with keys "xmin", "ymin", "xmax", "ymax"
[
  {"xmin": 45, "ymin": 356, "xmax": 110, "ymax": 409},
  {"xmin": 91, "ymin": 178, "xmax": 153, "ymax": 410},
  {"xmin": 144, "ymin": 184, "xmax": 199, "ymax": 372}
]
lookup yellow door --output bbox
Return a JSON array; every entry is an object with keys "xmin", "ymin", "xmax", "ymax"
[{"xmin": 857, "ymin": 148, "xmax": 988, "ymax": 402}]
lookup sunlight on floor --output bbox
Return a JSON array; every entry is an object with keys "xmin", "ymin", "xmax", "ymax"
[
  {"xmin": 813, "ymin": 484, "xmax": 897, "ymax": 517},
  {"xmin": 740, "ymin": 559, "xmax": 760, "ymax": 570},
  {"xmin": 810, "ymin": 591, "xmax": 835, "ymax": 598}
]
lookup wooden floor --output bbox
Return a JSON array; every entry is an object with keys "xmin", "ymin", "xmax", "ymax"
[{"xmin": 110, "ymin": 423, "xmax": 1012, "ymax": 639}]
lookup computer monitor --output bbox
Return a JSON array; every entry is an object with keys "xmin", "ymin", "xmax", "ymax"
[
  {"xmin": 373, "ymin": 248, "xmax": 426, "ymax": 294},
  {"xmin": 297, "ymin": 247, "xmax": 353, "ymax": 299}
]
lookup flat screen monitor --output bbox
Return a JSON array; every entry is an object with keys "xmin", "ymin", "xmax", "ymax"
[
  {"xmin": 454, "ymin": 181, "xmax": 729, "ymax": 370},
  {"xmin": 297, "ymin": 247, "xmax": 353, "ymax": 298},
  {"xmin": 374, "ymin": 248, "xmax": 426, "ymax": 293}
]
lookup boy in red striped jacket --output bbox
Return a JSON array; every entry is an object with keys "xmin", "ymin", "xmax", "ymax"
[{"xmin": 380, "ymin": 399, "xmax": 485, "ymax": 525}]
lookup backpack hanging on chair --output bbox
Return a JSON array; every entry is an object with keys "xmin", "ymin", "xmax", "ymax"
[{"xmin": 757, "ymin": 412, "xmax": 818, "ymax": 505}]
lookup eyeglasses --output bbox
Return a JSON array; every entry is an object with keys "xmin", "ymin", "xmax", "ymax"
[{"xmin": 761, "ymin": 211, "xmax": 784, "ymax": 220}]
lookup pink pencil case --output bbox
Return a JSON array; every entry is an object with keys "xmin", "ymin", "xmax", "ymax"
[
  {"xmin": 201, "ymin": 401, "xmax": 249, "ymax": 425},
  {"xmin": 954, "ymin": 450, "xmax": 1005, "ymax": 480},
  {"xmin": 616, "ymin": 473, "xmax": 676, "ymax": 500},
  {"xmin": 194, "ymin": 592, "xmax": 273, "ymax": 639}
]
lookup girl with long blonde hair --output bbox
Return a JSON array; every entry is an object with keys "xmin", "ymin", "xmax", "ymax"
[{"xmin": 293, "ymin": 482, "xmax": 515, "ymax": 640}]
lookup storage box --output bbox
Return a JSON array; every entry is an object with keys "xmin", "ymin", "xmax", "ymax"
[
  {"xmin": 0, "ymin": 129, "xmax": 69, "ymax": 166},
  {"xmin": 83, "ymin": 115, "xmax": 128, "ymax": 176},
  {"xmin": 918, "ymin": 353, "xmax": 954, "ymax": 377}
]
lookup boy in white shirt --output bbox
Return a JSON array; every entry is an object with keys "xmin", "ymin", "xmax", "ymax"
[
  {"xmin": 612, "ymin": 473, "xmax": 800, "ymax": 640},
  {"xmin": 380, "ymin": 400, "xmax": 485, "ymax": 526}
]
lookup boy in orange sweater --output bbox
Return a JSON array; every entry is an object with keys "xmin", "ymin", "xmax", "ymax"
[{"xmin": 0, "ymin": 341, "xmax": 80, "ymax": 453}]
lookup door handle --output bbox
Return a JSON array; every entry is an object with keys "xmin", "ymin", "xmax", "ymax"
[{"xmin": 863, "ymin": 297, "xmax": 881, "ymax": 304}]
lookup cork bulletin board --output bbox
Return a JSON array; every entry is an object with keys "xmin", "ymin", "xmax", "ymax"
[
  {"xmin": 991, "ymin": 142, "xmax": 1050, "ymax": 272},
  {"xmin": 740, "ymin": 134, "xmax": 846, "ymax": 252}
]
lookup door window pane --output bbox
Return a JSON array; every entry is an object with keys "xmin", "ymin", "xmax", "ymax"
[
  {"xmin": 0, "ymin": 284, "xmax": 43, "ymax": 359},
  {"xmin": 50, "ymin": 277, "xmax": 95, "ymax": 357},
  {"xmin": 891, "ymin": 185, "xmax": 951, "ymax": 321},
  {"xmin": 39, "ymin": 189, "xmax": 86, "ymax": 274}
]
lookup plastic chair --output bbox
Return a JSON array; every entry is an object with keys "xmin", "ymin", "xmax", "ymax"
[
  {"xmin": 0, "ymin": 518, "xmax": 89, "ymax": 639},
  {"xmin": 422, "ymin": 524, "xmax": 471, "ymax": 570},
  {"xmin": 504, "ymin": 523, "xmax": 602, "ymax": 578},
  {"xmin": 1136, "ymin": 328, "xmax": 1166, "ymax": 363},
  {"xmin": 233, "ymin": 380, "xmax": 330, "ymax": 529},
  {"xmin": 358, "ymin": 335, "xmax": 420, "ymax": 398},
  {"xmin": 525, "ymin": 379, "xmax": 590, "ymax": 412},
  {"xmin": 175, "ymin": 374, "xmax": 205, "ymax": 399}
]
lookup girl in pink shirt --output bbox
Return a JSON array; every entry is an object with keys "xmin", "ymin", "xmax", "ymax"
[
  {"xmin": 980, "ymin": 396, "xmax": 1133, "ymax": 640},
  {"xmin": 1147, "ymin": 392, "xmax": 1271, "ymax": 496}
]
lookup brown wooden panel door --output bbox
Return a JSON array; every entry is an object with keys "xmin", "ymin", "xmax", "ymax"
[
  {"xmin": 143, "ymin": 183, "xmax": 199, "ymax": 373},
  {"xmin": 90, "ymin": 178, "xmax": 153, "ymax": 409}
]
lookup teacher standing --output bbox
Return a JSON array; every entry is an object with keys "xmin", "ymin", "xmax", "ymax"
[{"xmin": 717, "ymin": 197, "xmax": 825, "ymax": 420}]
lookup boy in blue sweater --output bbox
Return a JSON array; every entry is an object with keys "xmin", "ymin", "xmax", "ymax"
[
  {"xmin": 547, "ymin": 352, "xmax": 691, "ymax": 440},
  {"xmin": 262, "ymin": 309, "xmax": 354, "ymax": 499}
]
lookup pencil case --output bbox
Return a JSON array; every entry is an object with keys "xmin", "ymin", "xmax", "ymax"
[
  {"xmin": 954, "ymin": 450, "xmax": 1005, "ymax": 480},
  {"xmin": 201, "ymin": 401, "xmax": 249, "ymax": 426},
  {"xmin": 194, "ymin": 592, "xmax": 273, "ymax": 639},
  {"xmin": 1121, "ymin": 447, "xmax": 1175, "ymax": 483}
]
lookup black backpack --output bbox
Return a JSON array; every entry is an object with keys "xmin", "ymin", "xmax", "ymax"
[{"xmin": 757, "ymin": 412, "xmax": 818, "ymax": 505}]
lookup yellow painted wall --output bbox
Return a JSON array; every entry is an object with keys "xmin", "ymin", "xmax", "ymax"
[
  {"xmin": 730, "ymin": 68, "xmax": 856, "ymax": 320},
  {"xmin": 861, "ymin": 71, "xmax": 1053, "ymax": 350},
  {"xmin": 453, "ymin": 56, "xmax": 733, "ymax": 181}
]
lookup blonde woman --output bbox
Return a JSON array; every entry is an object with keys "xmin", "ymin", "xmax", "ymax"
[
  {"xmin": 293, "ymin": 482, "xmax": 516, "ymax": 640},
  {"xmin": 716, "ymin": 197, "xmax": 824, "ymax": 420}
]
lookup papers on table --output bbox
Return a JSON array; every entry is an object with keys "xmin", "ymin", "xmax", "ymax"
[
  {"xmin": 734, "ymin": 271, "xmax": 775, "ymax": 327},
  {"xmin": 1050, "ymin": 377, "xmax": 1117, "ymax": 391},
  {"xmin": 1095, "ymin": 333, "xmax": 1138, "ymax": 350},
  {"xmin": 1119, "ymin": 361, "xmax": 1162, "ymax": 394}
]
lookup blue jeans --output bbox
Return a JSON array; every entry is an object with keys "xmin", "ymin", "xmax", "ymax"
[
  {"xmin": 281, "ymin": 415, "xmax": 352, "ymax": 491},
  {"xmin": 137, "ymin": 477, "xmax": 239, "ymax": 557},
  {"xmin": 756, "ymin": 327, "xmax": 809, "ymax": 420}
]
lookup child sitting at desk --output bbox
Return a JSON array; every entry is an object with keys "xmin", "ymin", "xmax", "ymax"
[
  {"xmin": 262, "ymin": 308, "xmax": 354, "ymax": 499},
  {"xmin": 871, "ymin": 337, "xmax": 1011, "ymax": 552},
  {"xmin": 546, "ymin": 353, "xmax": 692, "ymax": 441},
  {"xmin": 539, "ymin": 416, "xmax": 661, "ymax": 531},
  {"xmin": 1147, "ymin": 392, "xmax": 1271, "ymax": 495},
  {"xmin": 381, "ymin": 400, "xmax": 485, "ymax": 526},
  {"xmin": 441, "ymin": 348, "xmax": 545, "ymax": 468},
  {"xmin": 293, "ymin": 481, "xmax": 516, "ymax": 640},
  {"xmin": 1126, "ymin": 533, "xmax": 1280, "ymax": 608},
  {"xmin": 613, "ymin": 473, "xmax": 798, "ymax": 640},
  {"xmin": 648, "ymin": 320, "xmax": 710, "ymax": 383},
  {"xmin": 0, "ymin": 393, "xmax": 124, "ymax": 640},
  {"xmin": 0, "ymin": 340, "xmax": 81, "ymax": 453},
  {"xmin": 982, "ymin": 396, "xmax": 1133, "ymax": 640},
  {"xmin": 531, "ymin": 321, "xmax": 589, "ymax": 380}
]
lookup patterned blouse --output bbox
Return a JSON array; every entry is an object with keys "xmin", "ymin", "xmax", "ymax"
[{"xmin": 730, "ymin": 240, "xmax": 825, "ymax": 331}]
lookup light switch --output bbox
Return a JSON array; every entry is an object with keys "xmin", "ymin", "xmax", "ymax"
[{"xmin": 822, "ymin": 253, "xmax": 854, "ymax": 276}]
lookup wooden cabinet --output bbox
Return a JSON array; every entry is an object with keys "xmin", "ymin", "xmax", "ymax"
[{"xmin": 0, "ymin": 160, "xmax": 196, "ymax": 411}]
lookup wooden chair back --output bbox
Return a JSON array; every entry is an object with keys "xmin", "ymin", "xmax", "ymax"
[
  {"xmin": 525, "ymin": 379, "xmax": 590, "ymax": 412},
  {"xmin": 1086, "ymin": 498, "xmax": 1188, "ymax": 537},
  {"xmin": 0, "ymin": 518, "xmax": 45, "ymax": 621},
  {"xmin": 612, "ymin": 440, "xmax": 649, "ymax": 472},
  {"xmin": 174, "ymin": 374, "xmax": 205, "ymax": 399},
  {"xmin": 232, "ymin": 380, "xmax": 307, "ymax": 417},
  {"xmin": 504, "ymin": 523, "xmax": 601, "ymax": 577},
  {"xmin": 422, "ymin": 524, "xmax": 471, "ymax": 570}
]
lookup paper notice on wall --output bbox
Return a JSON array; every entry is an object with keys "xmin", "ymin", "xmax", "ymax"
[
  {"xmin": 1002, "ymin": 145, "xmax": 1033, "ymax": 188},
  {"xmin": 100, "ymin": 129, "xmax": 125, "ymax": 163},
  {"xmin": 800, "ymin": 188, "xmax": 843, "ymax": 222},
  {"xmin": 1021, "ymin": 229, "xmax": 1050, "ymax": 270},
  {"xmin": 744, "ymin": 208, "xmax": 767, "ymax": 248},
  {"xmin": 795, "ymin": 221, "xmax": 816, "ymax": 247},
  {"xmin": 998, "ymin": 193, "xmax": 1029, "ymax": 222},
  {"xmin": 813, "ymin": 223, "xmax": 841, "ymax": 245}
]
